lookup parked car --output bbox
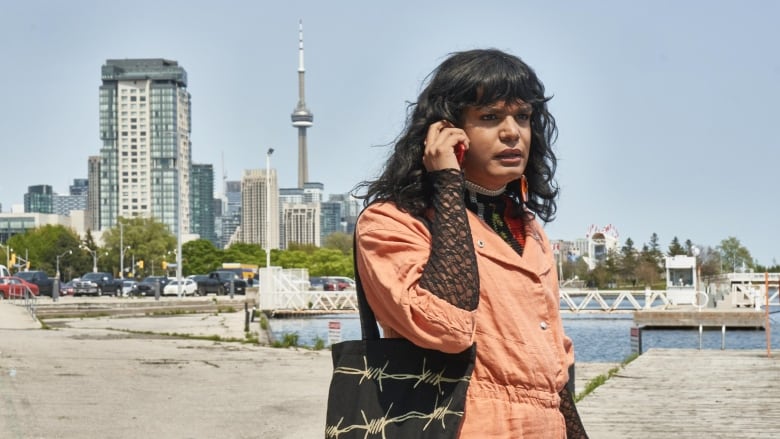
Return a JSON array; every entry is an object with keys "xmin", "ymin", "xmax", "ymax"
[
  {"xmin": 15, "ymin": 270, "xmax": 54, "ymax": 296},
  {"xmin": 60, "ymin": 279, "xmax": 77, "ymax": 296},
  {"xmin": 0, "ymin": 276, "xmax": 40, "ymax": 299},
  {"xmin": 134, "ymin": 276, "xmax": 171, "ymax": 296},
  {"xmin": 207, "ymin": 270, "xmax": 247, "ymax": 295},
  {"xmin": 163, "ymin": 279, "xmax": 198, "ymax": 296},
  {"xmin": 121, "ymin": 280, "xmax": 138, "ymax": 296},
  {"xmin": 323, "ymin": 276, "xmax": 356, "ymax": 291},
  {"xmin": 308, "ymin": 276, "xmax": 325, "ymax": 290},
  {"xmin": 188, "ymin": 274, "xmax": 226, "ymax": 296},
  {"xmin": 73, "ymin": 272, "xmax": 123, "ymax": 296}
]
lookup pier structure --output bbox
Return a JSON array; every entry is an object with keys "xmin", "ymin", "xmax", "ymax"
[{"xmin": 577, "ymin": 349, "xmax": 780, "ymax": 438}]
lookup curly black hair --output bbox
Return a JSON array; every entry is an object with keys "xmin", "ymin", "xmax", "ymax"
[{"xmin": 354, "ymin": 48, "xmax": 559, "ymax": 223}]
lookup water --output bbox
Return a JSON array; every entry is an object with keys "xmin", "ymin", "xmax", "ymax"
[{"xmin": 268, "ymin": 311, "xmax": 780, "ymax": 363}]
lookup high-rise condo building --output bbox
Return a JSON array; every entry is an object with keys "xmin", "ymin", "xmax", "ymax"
[
  {"xmin": 191, "ymin": 164, "xmax": 216, "ymax": 246},
  {"xmin": 87, "ymin": 156, "xmax": 101, "ymax": 231},
  {"xmin": 240, "ymin": 169, "xmax": 279, "ymax": 251},
  {"xmin": 98, "ymin": 58, "xmax": 191, "ymax": 236}
]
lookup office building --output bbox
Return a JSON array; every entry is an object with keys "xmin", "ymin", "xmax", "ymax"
[
  {"xmin": 24, "ymin": 185, "xmax": 54, "ymax": 214},
  {"xmin": 70, "ymin": 179, "xmax": 89, "ymax": 196},
  {"xmin": 282, "ymin": 202, "xmax": 320, "ymax": 248},
  {"xmin": 98, "ymin": 58, "xmax": 191, "ymax": 236},
  {"xmin": 320, "ymin": 201, "xmax": 343, "ymax": 242},
  {"xmin": 218, "ymin": 180, "xmax": 242, "ymax": 248},
  {"xmin": 240, "ymin": 169, "xmax": 279, "ymax": 250},
  {"xmin": 52, "ymin": 179, "xmax": 89, "ymax": 217}
]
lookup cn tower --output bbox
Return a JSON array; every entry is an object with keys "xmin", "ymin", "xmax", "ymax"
[{"xmin": 291, "ymin": 19, "xmax": 314, "ymax": 188}]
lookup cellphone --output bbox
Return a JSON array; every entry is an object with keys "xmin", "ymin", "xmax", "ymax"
[{"xmin": 454, "ymin": 142, "xmax": 465, "ymax": 166}]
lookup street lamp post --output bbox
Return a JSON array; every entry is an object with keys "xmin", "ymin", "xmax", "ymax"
[
  {"xmin": 171, "ymin": 131, "xmax": 183, "ymax": 297},
  {"xmin": 119, "ymin": 221, "xmax": 125, "ymax": 279},
  {"xmin": 55, "ymin": 249, "xmax": 72, "ymax": 302},
  {"xmin": 56, "ymin": 250, "xmax": 72, "ymax": 280},
  {"xmin": 81, "ymin": 244, "xmax": 98, "ymax": 272},
  {"xmin": 176, "ymin": 160, "xmax": 182, "ymax": 297},
  {"xmin": 1, "ymin": 243, "xmax": 11, "ymax": 272},
  {"xmin": 265, "ymin": 148, "xmax": 275, "ymax": 296}
]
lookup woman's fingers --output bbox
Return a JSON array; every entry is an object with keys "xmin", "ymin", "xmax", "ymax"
[{"xmin": 423, "ymin": 121, "xmax": 467, "ymax": 171}]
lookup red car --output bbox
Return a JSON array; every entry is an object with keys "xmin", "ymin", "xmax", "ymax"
[
  {"xmin": 322, "ymin": 276, "xmax": 356, "ymax": 291},
  {"xmin": 0, "ymin": 276, "xmax": 40, "ymax": 299}
]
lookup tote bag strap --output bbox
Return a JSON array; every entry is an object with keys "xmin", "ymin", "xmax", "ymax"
[{"xmin": 352, "ymin": 230, "xmax": 381, "ymax": 340}]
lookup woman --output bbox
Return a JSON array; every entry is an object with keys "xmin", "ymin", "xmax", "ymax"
[{"xmin": 354, "ymin": 49, "xmax": 587, "ymax": 437}]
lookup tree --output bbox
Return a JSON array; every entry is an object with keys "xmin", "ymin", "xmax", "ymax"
[
  {"xmin": 619, "ymin": 237, "xmax": 638, "ymax": 286},
  {"xmin": 323, "ymin": 232, "xmax": 352, "ymax": 255},
  {"xmin": 635, "ymin": 259, "xmax": 661, "ymax": 287},
  {"xmin": 223, "ymin": 242, "xmax": 265, "ymax": 267},
  {"xmin": 667, "ymin": 236, "xmax": 686, "ymax": 256},
  {"xmin": 696, "ymin": 245, "xmax": 721, "ymax": 278},
  {"xmin": 182, "ymin": 239, "xmax": 223, "ymax": 275},
  {"xmin": 5, "ymin": 225, "xmax": 84, "ymax": 277},
  {"xmin": 562, "ymin": 256, "xmax": 589, "ymax": 284},
  {"xmin": 101, "ymin": 217, "xmax": 176, "ymax": 278},
  {"xmin": 717, "ymin": 236, "xmax": 753, "ymax": 272},
  {"xmin": 684, "ymin": 239, "xmax": 695, "ymax": 256}
]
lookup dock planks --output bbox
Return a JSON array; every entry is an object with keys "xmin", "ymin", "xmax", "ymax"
[{"xmin": 577, "ymin": 349, "xmax": 780, "ymax": 438}]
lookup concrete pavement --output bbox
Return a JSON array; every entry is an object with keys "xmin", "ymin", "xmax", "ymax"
[
  {"xmin": 0, "ymin": 301, "xmax": 41, "ymax": 330},
  {"xmin": 1, "ymin": 300, "xmax": 332, "ymax": 439},
  {"xmin": 0, "ymin": 299, "xmax": 618, "ymax": 438}
]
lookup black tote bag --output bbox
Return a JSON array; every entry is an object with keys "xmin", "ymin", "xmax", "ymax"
[{"xmin": 325, "ymin": 235, "xmax": 476, "ymax": 438}]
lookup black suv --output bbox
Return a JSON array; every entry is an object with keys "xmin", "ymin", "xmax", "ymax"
[{"xmin": 134, "ymin": 276, "xmax": 171, "ymax": 296}]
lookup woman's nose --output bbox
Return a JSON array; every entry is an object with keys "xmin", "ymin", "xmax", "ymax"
[{"xmin": 499, "ymin": 117, "xmax": 521, "ymax": 141}]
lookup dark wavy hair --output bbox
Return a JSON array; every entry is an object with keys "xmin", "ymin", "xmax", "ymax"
[{"xmin": 355, "ymin": 48, "xmax": 559, "ymax": 223}]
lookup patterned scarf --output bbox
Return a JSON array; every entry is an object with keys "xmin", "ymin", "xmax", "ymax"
[{"xmin": 463, "ymin": 181, "xmax": 526, "ymax": 256}]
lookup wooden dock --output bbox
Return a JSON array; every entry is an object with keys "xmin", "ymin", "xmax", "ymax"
[
  {"xmin": 577, "ymin": 349, "xmax": 780, "ymax": 438},
  {"xmin": 634, "ymin": 306, "xmax": 766, "ymax": 328}
]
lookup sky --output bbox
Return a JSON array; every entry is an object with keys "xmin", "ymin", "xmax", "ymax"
[{"xmin": 1, "ymin": 0, "xmax": 778, "ymax": 265}]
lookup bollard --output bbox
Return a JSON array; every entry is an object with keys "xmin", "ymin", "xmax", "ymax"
[
  {"xmin": 155, "ymin": 279, "xmax": 160, "ymax": 301},
  {"xmin": 229, "ymin": 280, "xmax": 235, "ymax": 299},
  {"xmin": 630, "ymin": 326, "xmax": 643, "ymax": 355},
  {"xmin": 244, "ymin": 302, "xmax": 249, "ymax": 332},
  {"xmin": 53, "ymin": 278, "xmax": 60, "ymax": 303}
]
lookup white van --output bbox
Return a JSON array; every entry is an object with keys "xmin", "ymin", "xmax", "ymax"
[{"xmin": 0, "ymin": 264, "xmax": 9, "ymax": 277}]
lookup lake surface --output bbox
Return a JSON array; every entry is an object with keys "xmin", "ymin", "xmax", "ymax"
[{"xmin": 268, "ymin": 311, "xmax": 780, "ymax": 363}]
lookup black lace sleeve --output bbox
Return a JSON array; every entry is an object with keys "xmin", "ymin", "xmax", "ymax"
[
  {"xmin": 417, "ymin": 169, "xmax": 479, "ymax": 311},
  {"xmin": 559, "ymin": 387, "xmax": 589, "ymax": 438}
]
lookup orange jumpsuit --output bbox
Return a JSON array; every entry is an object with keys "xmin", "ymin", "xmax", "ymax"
[{"xmin": 356, "ymin": 201, "xmax": 574, "ymax": 438}]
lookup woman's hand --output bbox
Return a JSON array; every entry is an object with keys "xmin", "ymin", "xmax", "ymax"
[{"xmin": 422, "ymin": 120, "xmax": 469, "ymax": 172}]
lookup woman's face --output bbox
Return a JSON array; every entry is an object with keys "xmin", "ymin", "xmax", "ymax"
[{"xmin": 460, "ymin": 100, "xmax": 532, "ymax": 190}]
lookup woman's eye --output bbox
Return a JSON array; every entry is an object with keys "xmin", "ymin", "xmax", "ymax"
[
  {"xmin": 480, "ymin": 114, "xmax": 497, "ymax": 121},
  {"xmin": 515, "ymin": 113, "xmax": 531, "ymax": 121}
]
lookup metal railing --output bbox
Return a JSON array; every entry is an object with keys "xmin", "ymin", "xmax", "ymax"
[
  {"xmin": 4, "ymin": 284, "xmax": 38, "ymax": 318},
  {"xmin": 260, "ymin": 283, "xmax": 779, "ymax": 313},
  {"xmin": 559, "ymin": 288, "xmax": 672, "ymax": 313}
]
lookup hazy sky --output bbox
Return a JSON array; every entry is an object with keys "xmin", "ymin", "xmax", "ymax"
[{"xmin": 2, "ymin": 0, "xmax": 778, "ymax": 265}]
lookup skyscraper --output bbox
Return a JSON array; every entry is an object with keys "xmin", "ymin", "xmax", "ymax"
[
  {"xmin": 87, "ymin": 156, "xmax": 100, "ymax": 231},
  {"xmin": 191, "ymin": 163, "xmax": 216, "ymax": 245},
  {"xmin": 290, "ymin": 20, "xmax": 314, "ymax": 188},
  {"xmin": 98, "ymin": 58, "xmax": 191, "ymax": 235},
  {"xmin": 24, "ymin": 185, "xmax": 54, "ymax": 214},
  {"xmin": 240, "ymin": 169, "xmax": 279, "ymax": 251}
]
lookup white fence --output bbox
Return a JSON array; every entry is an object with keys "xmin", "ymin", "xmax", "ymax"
[
  {"xmin": 258, "ymin": 273, "xmax": 779, "ymax": 313},
  {"xmin": 258, "ymin": 267, "xmax": 358, "ymax": 311}
]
